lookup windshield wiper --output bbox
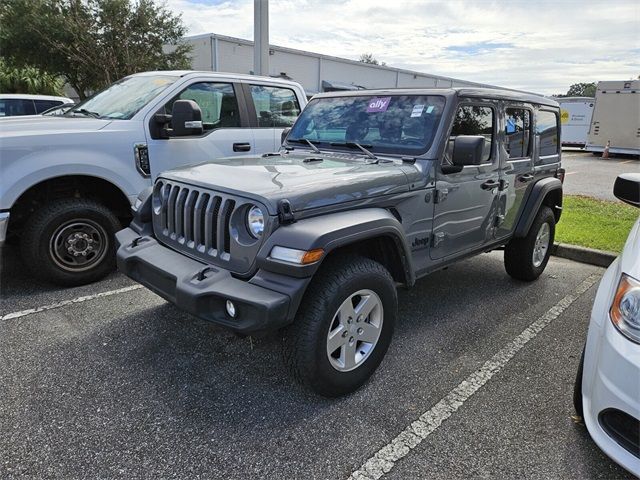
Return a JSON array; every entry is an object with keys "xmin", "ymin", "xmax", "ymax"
[
  {"xmin": 330, "ymin": 141, "xmax": 377, "ymax": 160},
  {"xmin": 71, "ymin": 108, "xmax": 101, "ymax": 118},
  {"xmin": 287, "ymin": 137, "xmax": 321, "ymax": 154}
]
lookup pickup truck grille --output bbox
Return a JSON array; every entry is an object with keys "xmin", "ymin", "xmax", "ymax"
[{"xmin": 151, "ymin": 180, "xmax": 263, "ymax": 273}]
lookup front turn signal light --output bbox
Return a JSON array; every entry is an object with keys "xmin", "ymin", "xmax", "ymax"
[{"xmin": 270, "ymin": 246, "xmax": 324, "ymax": 265}]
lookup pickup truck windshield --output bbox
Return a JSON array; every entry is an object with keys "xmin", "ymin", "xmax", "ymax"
[
  {"xmin": 66, "ymin": 75, "xmax": 177, "ymax": 120},
  {"xmin": 288, "ymin": 95, "xmax": 445, "ymax": 156}
]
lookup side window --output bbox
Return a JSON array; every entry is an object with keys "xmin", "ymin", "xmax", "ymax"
[
  {"xmin": 449, "ymin": 105, "xmax": 494, "ymax": 162},
  {"xmin": 0, "ymin": 99, "xmax": 36, "ymax": 116},
  {"xmin": 249, "ymin": 85, "xmax": 301, "ymax": 127},
  {"xmin": 505, "ymin": 108, "xmax": 531, "ymax": 159},
  {"xmin": 34, "ymin": 100, "xmax": 63, "ymax": 113},
  {"xmin": 164, "ymin": 82, "xmax": 240, "ymax": 130},
  {"xmin": 536, "ymin": 110, "xmax": 559, "ymax": 157}
]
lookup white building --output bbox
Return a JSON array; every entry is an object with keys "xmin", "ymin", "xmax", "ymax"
[{"xmin": 183, "ymin": 33, "xmax": 521, "ymax": 96}]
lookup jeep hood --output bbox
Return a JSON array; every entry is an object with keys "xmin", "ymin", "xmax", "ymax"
[
  {"xmin": 0, "ymin": 116, "xmax": 112, "ymax": 137},
  {"xmin": 159, "ymin": 152, "xmax": 414, "ymax": 215}
]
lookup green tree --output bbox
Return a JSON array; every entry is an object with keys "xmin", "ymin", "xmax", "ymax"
[
  {"xmin": 359, "ymin": 53, "xmax": 386, "ymax": 66},
  {"xmin": 0, "ymin": 0, "xmax": 192, "ymax": 100},
  {"xmin": 563, "ymin": 82, "xmax": 597, "ymax": 98},
  {"xmin": 0, "ymin": 59, "xmax": 65, "ymax": 95}
]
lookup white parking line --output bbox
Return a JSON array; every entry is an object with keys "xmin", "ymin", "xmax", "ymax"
[
  {"xmin": 349, "ymin": 273, "xmax": 600, "ymax": 480},
  {"xmin": 0, "ymin": 285, "xmax": 144, "ymax": 321}
]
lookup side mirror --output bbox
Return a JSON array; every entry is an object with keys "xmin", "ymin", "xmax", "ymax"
[
  {"xmin": 452, "ymin": 135, "xmax": 485, "ymax": 167},
  {"xmin": 614, "ymin": 173, "xmax": 640, "ymax": 207},
  {"xmin": 281, "ymin": 127, "xmax": 292, "ymax": 145},
  {"xmin": 171, "ymin": 99, "xmax": 203, "ymax": 136}
]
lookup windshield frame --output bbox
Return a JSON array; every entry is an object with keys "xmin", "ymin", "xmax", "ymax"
[
  {"xmin": 65, "ymin": 74, "xmax": 179, "ymax": 120},
  {"xmin": 286, "ymin": 94, "xmax": 447, "ymax": 158}
]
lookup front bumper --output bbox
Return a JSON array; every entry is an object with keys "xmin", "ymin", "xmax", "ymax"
[
  {"xmin": 0, "ymin": 212, "xmax": 9, "ymax": 247},
  {"xmin": 116, "ymin": 227, "xmax": 292, "ymax": 334},
  {"xmin": 582, "ymin": 265, "xmax": 640, "ymax": 476}
]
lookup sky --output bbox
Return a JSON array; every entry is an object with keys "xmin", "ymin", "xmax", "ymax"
[{"xmin": 165, "ymin": 0, "xmax": 640, "ymax": 95}]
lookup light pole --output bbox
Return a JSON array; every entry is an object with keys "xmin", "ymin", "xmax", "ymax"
[{"xmin": 253, "ymin": 0, "xmax": 269, "ymax": 76}]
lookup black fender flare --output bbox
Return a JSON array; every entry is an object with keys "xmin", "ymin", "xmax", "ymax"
[
  {"xmin": 256, "ymin": 208, "xmax": 415, "ymax": 285},
  {"xmin": 514, "ymin": 177, "xmax": 563, "ymax": 238}
]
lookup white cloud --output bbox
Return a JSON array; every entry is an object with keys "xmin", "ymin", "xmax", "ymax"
[{"xmin": 167, "ymin": 0, "xmax": 640, "ymax": 94}]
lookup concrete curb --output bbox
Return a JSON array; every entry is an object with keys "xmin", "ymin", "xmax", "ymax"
[{"xmin": 551, "ymin": 243, "xmax": 617, "ymax": 268}]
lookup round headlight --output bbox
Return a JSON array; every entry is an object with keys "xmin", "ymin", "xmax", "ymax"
[{"xmin": 247, "ymin": 205, "xmax": 264, "ymax": 238}]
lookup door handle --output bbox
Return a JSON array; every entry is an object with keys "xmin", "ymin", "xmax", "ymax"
[
  {"xmin": 233, "ymin": 142, "xmax": 251, "ymax": 152},
  {"xmin": 481, "ymin": 179, "xmax": 500, "ymax": 190},
  {"xmin": 519, "ymin": 173, "xmax": 534, "ymax": 182}
]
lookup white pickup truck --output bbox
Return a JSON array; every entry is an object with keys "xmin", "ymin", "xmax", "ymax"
[{"xmin": 0, "ymin": 70, "xmax": 307, "ymax": 286}]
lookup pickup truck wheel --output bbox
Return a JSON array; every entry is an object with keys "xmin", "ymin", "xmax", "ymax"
[
  {"xmin": 20, "ymin": 198, "xmax": 121, "ymax": 286},
  {"xmin": 504, "ymin": 206, "xmax": 555, "ymax": 281},
  {"xmin": 283, "ymin": 255, "xmax": 397, "ymax": 397}
]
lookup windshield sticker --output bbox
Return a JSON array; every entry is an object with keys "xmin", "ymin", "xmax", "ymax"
[
  {"xmin": 426, "ymin": 105, "xmax": 435, "ymax": 114},
  {"xmin": 411, "ymin": 105, "xmax": 425, "ymax": 117},
  {"xmin": 366, "ymin": 97, "xmax": 391, "ymax": 113}
]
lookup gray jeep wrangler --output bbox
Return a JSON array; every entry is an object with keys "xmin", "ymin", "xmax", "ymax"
[{"xmin": 116, "ymin": 88, "xmax": 564, "ymax": 396}]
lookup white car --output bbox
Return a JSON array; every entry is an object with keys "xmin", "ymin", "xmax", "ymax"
[
  {"xmin": 0, "ymin": 71, "xmax": 306, "ymax": 286},
  {"xmin": 0, "ymin": 93, "xmax": 74, "ymax": 117},
  {"xmin": 575, "ymin": 172, "xmax": 640, "ymax": 475}
]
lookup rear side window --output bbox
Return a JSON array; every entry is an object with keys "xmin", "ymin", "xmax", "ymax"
[
  {"xmin": 34, "ymin": 100, "xmax": 63, "ymax": 113},
  {"xmin": 505, "ymin": 108, "xmax": 531, "ymax": 159},
  {"xmin": 0, "ymin": 99, "xmax": 36, "ymax": 116},
  {"xmin": 449, "ymin": 105, "xmax": 494, "ymax": 162},
  {"xmin": 164, "ymin": 82, "xmax": 240, "ymax": 130},
  {"xmin": 250, "ymin": 85, "xmax": 301, "ymax": 127},
  {"xmin": 536, "ymin": 110, "xmax": 559, "ymax": 157}
]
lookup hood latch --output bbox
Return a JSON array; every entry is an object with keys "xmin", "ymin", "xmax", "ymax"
[{"xmin": 278, "ymin": 199, "xmax": 296, "ymax": 225}]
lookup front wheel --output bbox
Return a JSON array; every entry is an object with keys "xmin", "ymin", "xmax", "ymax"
[
  {"xmin": 21, "ymin": 198, "xmax": 121, "ymax": 286},
  {"xmin": 283, "ymin": 255, "xmax": 397, "ymax": 397},
  {"xmin": 504, "ymin": 206, "xmax": 555, "ymax": 281}
]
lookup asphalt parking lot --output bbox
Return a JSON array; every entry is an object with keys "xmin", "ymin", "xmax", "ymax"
[
  {"xmin": 0, "ymin": 245, "xmax": 633, "ymax": 479},
  {"xmin": 562, "ymin": 150, "xmax": 639, "ymax": 201}
]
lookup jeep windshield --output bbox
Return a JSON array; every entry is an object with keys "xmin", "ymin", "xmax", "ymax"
[
  {"xmin": 66, "ymin": 75, "xmax": 177, "ymax": 120},
  {"xmin": 287, "ymin": 94, "xmax": 446, "ymax": 156}
]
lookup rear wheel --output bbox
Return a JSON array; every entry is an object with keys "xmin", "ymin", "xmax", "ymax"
[
  {"xmin": 21, "ymin": 198, "xmax": 121, "ymax": 286},
  {"xmin": 283, "ymin": 255, "xmax": 397, "ymax": 397},
  {"xmin": 504, "ymin": 206, "xmax": 555, "ymax": 281}
]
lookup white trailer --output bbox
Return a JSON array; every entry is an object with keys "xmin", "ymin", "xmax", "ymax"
[
  {"xmin": 559, "ymin": 97, "xmax": 595, "ymax": 148},
  {"xmin": 586, "ymin": 80, "xmax": 640, "ymax": 156}
]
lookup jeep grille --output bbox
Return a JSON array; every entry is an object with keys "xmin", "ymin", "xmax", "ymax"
[{"xmin": 151, "ymin": 180, "xmax": 264, "ymax": 274}]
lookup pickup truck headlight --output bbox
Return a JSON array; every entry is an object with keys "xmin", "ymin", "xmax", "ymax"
[
  {"xmin": 246, "ymin": 205, "xmax": 264, "ymax": 238},
  {"xmin": 610, "ymin": 274, "xmax": 640, "ymax": 343}
]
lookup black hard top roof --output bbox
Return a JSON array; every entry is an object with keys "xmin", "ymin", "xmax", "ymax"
[{"xmin": 313, "ymin": 87, "xmax": 559, "ymax": 108}]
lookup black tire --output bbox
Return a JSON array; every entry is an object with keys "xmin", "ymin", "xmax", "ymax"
[
  {"xmin": 283, "ymin": 255, "xmax": 397, "ymax": 397},
  {"xmin": 504, "ymin": 206, "xmax": 555, "ymax": 281},
  {"xmin": 573, "ymin": 346, "xmax": 585, "ymax": 417},
  {"xmin": 21, "ymin": 198, "xmax": 121, "ymax": 286}
]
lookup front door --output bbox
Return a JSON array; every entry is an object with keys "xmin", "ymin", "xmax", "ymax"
[
  {"xmin": 147, "ymin": 81, "xmax": 255, "ymax": 178},
  {"xmin": 431, "ymin": 102, "xmax": 501, "ymax": 260}
]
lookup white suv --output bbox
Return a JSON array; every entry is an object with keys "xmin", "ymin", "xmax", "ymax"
[
  {"xmin": 0, "ymin": 94, "xmax": 74, "ymax": 117},
  {"xmin": 0, "ymin": 71, "xmax": 306, "ymax": 286},
  {"xmin": 574, "ymin": 173, "xmax": 640, "ymax": 476}
]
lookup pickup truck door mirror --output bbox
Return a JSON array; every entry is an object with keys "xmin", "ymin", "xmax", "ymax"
[
  {"xmin": 170, "ymin": 99, "xmax": 203, "ymax": 137},
  {"xmin": 614, "ymin": 173, "xmax": 640, "ymax": 207},
  {"xmin": 281, "ymin": 127, "xmax": 291, "ymax": 145}
]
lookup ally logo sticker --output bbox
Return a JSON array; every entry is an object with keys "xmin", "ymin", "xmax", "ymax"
[{"xmin": 366, "ymin": 97, "xmax": 391, "ymax": 113}]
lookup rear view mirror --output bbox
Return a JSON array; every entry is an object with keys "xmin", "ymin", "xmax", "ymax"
[
  {"xmin": 452, "ymin": 135, "xmax": 485, "ymax": 167},
  {"xmin": 614, "ymin": 173, "xmax": 640, "ymax": 207},
  {"xmin": 281, "ymin": 127, "xmax": 291, "ymax": 145},
  {"xmin": 171, "ymin": 100, "xmax": 203, "ymax": 136}
]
